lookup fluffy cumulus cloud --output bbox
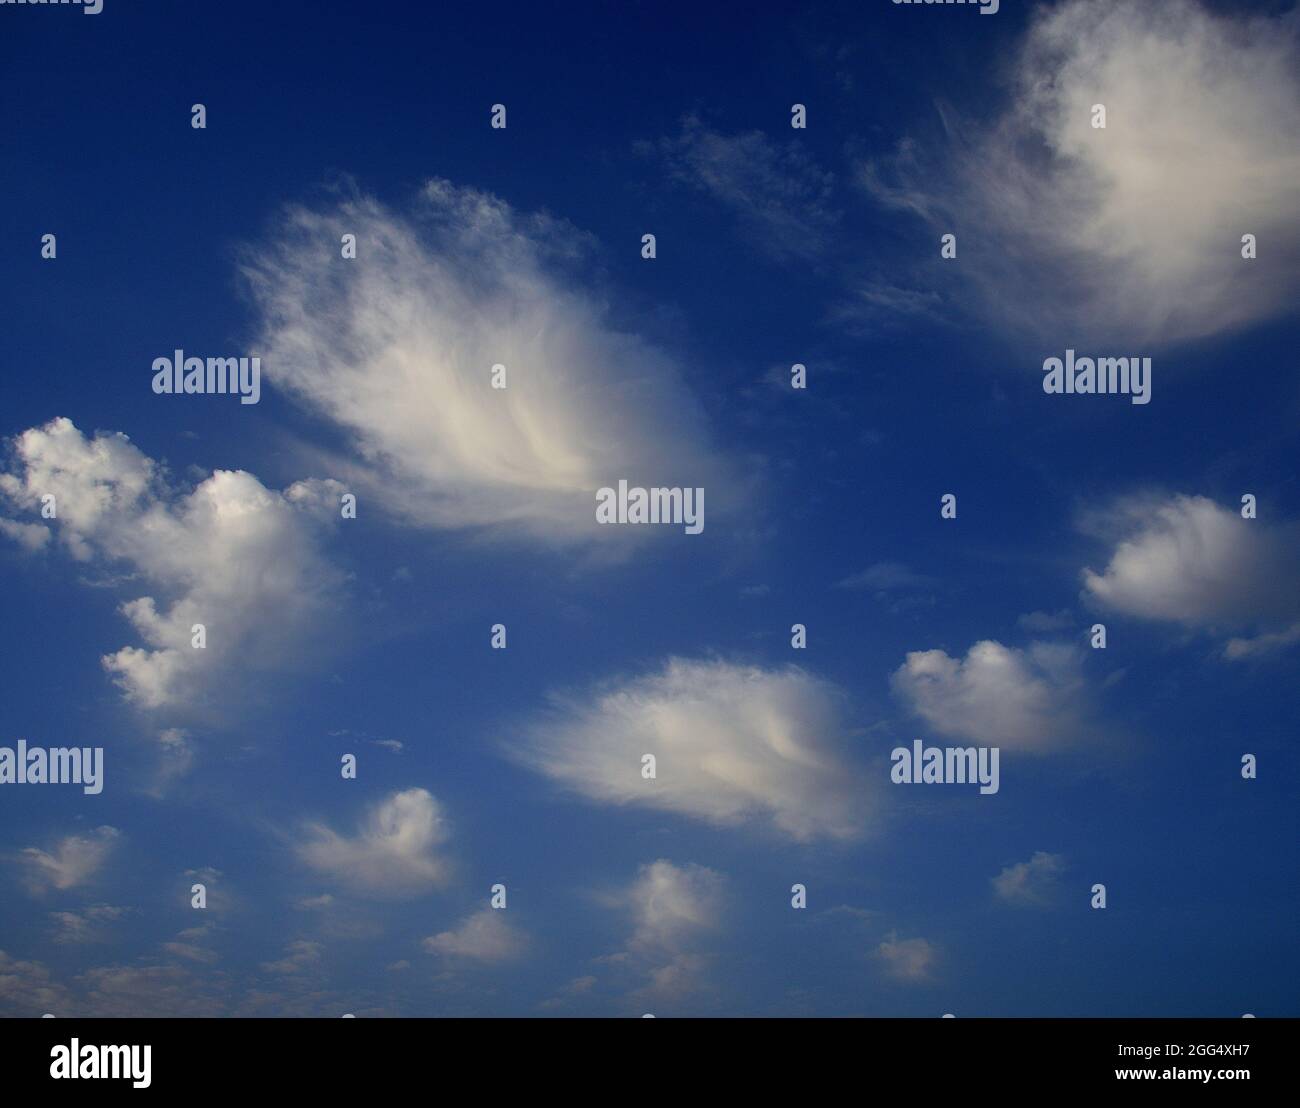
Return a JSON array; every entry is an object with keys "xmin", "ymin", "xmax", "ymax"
[
  {"xmin": 992, "ymin": 851, "xmax": 1067, "ymax": 908},
  {"xmin": 860, "ymin": 0, "xmax": 1300, "ymax": 344},
  {"xmin": 605, "ymin": 860, "xmax": 726, "ymax": 1002},
  {"xmin": 295, "ymin": 788, "xmax": 451, "ymax": 898},
  {"xmin": 422, "ymin": 909, "xmax": 528, "ymax": 963},
  {"xmin": 17, "ymin": 827, "xmax": 120, "ymax": 895},
  {"xmin": 241, "ymin": 179, "xmax": 739, "ymax": 546},
  {"xmin": 512, "ymin": 657, "xmax": 872, "ymax": 841},
  {"xmin": 891, "ymin": 640, "xmax": 1088, "ymax": 749},
  {"xmin": 875, "ymin": 933, "xmax": 937, "ymax": 983},
  {"xmin": 0, "ymin": 418, "xmax": 347, "ymax": 713},
  {"xmin": 1081, "ymin": 495, "xmax": 1300, "ymax": 658}
]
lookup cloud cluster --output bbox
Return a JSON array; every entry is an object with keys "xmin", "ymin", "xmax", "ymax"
[
  {"xmin": 241, "ymin": 179, "xmax": 737, "ymax": 546},
  {"xmin": 513, "ymin": 657, "xmax": 871, "ymax": 841},
  {"xmin": 861, "ymin": 0, "xmax": 1300, "ymax": 344},
  {"xmin": 0, "ymin": 418, "xmax": 347, "ymax": 713},
  {"xmin": 891, "ymin": 640, "xmax": 1088, "ymax": 749}
]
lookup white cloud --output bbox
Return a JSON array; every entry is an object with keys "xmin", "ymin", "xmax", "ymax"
[
  {"xmin": 1224, "ymin": 623, "xmax": 1300, "ymax": 662},
  {"xmin": 0, "ymin": 517, "xmax": 49, "ymax": 551},
  {"xmin": 1081, "ymin": 495, "xmax": 1300, "ymax": 638},
  {"xmin": 600, "ymin": 860, "xmax": 726, "ymax": 1002},
  {"xmin": 861, "ymin": 0, "xmax": 1300, "ymax": 344},
  {"xmin": 295, "ymin": 788, "xmax": 451, "ymax": 897},
  {"xmin": 836, "ymin": 561, "xmax": 936, "ymax": 593},
  {"xmin": 0, "ymin": 950, "xmax": 69, "ymax": 1014},
  {"xmin": 891, "ymin": 640, "xmax": 1088, "ymax": 749},
  {"xmin": 241, "ymin": 179, "xmax": 739, "ymax": 546},
  {"xmin": 992, "ymin": 851, "xmax": 1067, "ymax": 908},
  {"xmin": 260, "ymin": 940, "xmax": 324, "ymax": 975},
  {"xmin": 49, "ymin": 905, "xmax": 132, "ymax": 945},
  {"xmin": 875, "ymin": 933, "xmax": 936, "ymax": 982},
  {"xmin": 0, "ymin": 418, "xmax": 348, "ymax": 713},
  {"xmin": 617, "ymin": 860, "xmax": 725, "ymax": 954},
  {"xmin": 422, "ymin": 909, "xmax": 528, "ymax": 963},
  {"xmin": 18, "ymin": 826, "xmax": 120, "ymax": 894},
  {"xmin": 649, "ymin": 115, "xmax": 839, "ymax": 261},
  {"xmin": 513, "ymin": 657, "xmax": 871, "ymax": 841}
]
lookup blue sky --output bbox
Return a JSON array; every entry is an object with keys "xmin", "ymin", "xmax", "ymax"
[{"xmin": 0, "ymin": 0, "xmax": 1297, "ymax": 1016}]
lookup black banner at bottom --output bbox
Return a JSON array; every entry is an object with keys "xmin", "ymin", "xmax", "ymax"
[{"xmin": 2, "ymin": 1017, "xmax": 1293, "ymax": 1096}]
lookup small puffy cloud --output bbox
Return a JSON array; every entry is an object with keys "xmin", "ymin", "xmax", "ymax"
[
  {"xmin": 422, "ymin": 909, "xmax": 528, "ymax": 963},
  {"xmin": 17, "ymin": 827, "xmax": 120, "ymax": 894},
  {"xmin": 600, "ymin": 860, "xmax": 726, "ymax": 1003},
  {"xmin": 859, "ymin": 0, "xmax": 1300, "ymax": 344},
  {"xmin": 0, "ymin": 950, "xmax": 69, "ymax": 1015},
  {"xmin": 161, "ymin": 920, "xmax": 220, "ymax": 964},
  {"xmin": 875, "ymin": 934, "xmax": 936, "ymax": 982},
  {"xmin": 992, "ymin": 851, "xmax": 1067, "ymax": 908},
  {"xmin": 1081, "ymin": 496, "xmax": 1300, "ymax": 647},
  {"xmin": 0, "ymin": 418, "xmax": 348, "ymax": 713},
  {"xmin": 0, "ymin": 517, "xmax": 50, "ymax": 551},
  {"xmin": 648, "ymin": 114, "xmax": 839, "ymax": 261},
  {"xmin": 295, "ymin": 894, "xmax": 335, "ymax": 911},
  {"xmin": 162, "ymin": 945, "xmax": 216, "ymax": 965},
  {"xmin": 241, "ymin": 179, "xmax": 738, "ymax": 546},
  {"xmin": 891, "ymin": 640, "xmax": 1088, "ymax": 749},
  {"xmin": 49, "ymin": 905, "xmax": 132, "ymax": 945},
  {"xmin": 295, "ymin": 788, "xmax": 451, "ymax": 897},
  {"xmin": 260, "ymin": 940, "xmax": 324, "ymax": 975},
  {"xmin": 617, "ymin": 860, "xmax": 725, "ymax": 954},
  {"xmin": 513, "ymin": 657, "xmax": 871, "ymax": 841}
]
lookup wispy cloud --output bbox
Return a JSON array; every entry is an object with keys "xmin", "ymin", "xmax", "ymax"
[
  {"xmin": 605, "ymin": 860, "xmax": 726, "ymax": 1003},
  {"xmin": 647, "ymin": 114, "xmax": 839, "ymax": 261},
  {"xmin": 241, "ymin": 179, "xmax": 741, "ymax": 547},
  {"xmin": 859, "ymin": 0, "xmax": 1300, "ymax": 344},
  {"xmin": 512, "ymin": 657, "xmax": 872, "ymax": 841}
]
